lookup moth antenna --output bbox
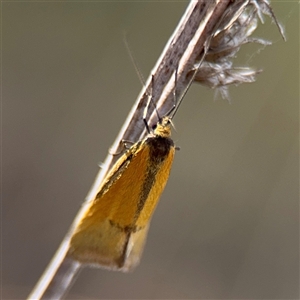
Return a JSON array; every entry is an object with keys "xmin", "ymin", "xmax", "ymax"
[
  {"xmin": 170, "ymin": 40, "xmax": 209, "ymax": 120},
  {"xmin": 123, "ymin": 32, "xmax": 146, "ymax": 86}
]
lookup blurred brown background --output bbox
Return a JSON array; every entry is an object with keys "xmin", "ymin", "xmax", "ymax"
[{"xmin": 2, "ymin": 1, "xmax": 299, "ymax": 299}]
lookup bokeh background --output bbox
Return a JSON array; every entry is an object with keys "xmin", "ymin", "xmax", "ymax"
[{"xmin": 3, "ymin": 1, "xmax": 299, "ymax": 299}]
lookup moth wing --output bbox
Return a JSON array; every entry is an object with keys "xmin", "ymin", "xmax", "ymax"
[{"xmin": 122, "ymin": 224, "xmax": 150, "ymax": 271}]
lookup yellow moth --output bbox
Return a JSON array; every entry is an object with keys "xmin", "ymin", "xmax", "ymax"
[{"xmin": 67, "ymin": 108, "xmax": 176, "ymax": 271}]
